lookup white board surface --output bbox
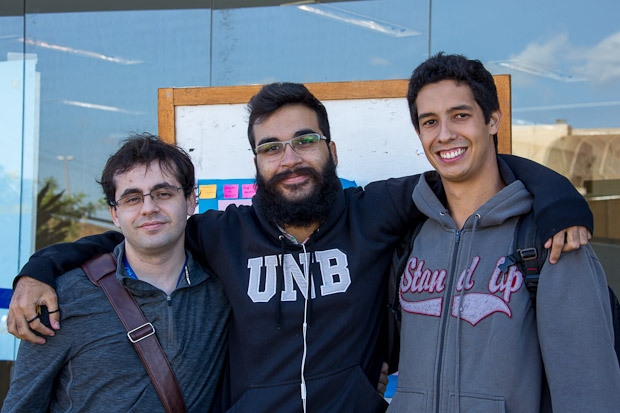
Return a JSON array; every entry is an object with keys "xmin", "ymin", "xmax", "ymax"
[{"xmin": 175, "ymin": 97, "xmax": 433, "ymax": 187}]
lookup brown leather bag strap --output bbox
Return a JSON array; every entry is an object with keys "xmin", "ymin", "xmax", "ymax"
[{"xmin": 81, "ymin": 253, "xmax": 187, "ymax": 413}]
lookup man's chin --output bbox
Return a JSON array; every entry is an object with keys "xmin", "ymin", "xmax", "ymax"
[{"xmin": 276, "ymin": 182, "xmax": 315, "ymax": 202}]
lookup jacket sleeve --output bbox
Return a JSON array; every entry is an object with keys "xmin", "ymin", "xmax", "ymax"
[
  {"xmin": 184, "ymin": 213, "xmax": 211, "ymax": 268},
  {"xmin": 499, "ymin": 154, "xmax": 593, "ymax": 242},
  {"xmin": 2, "ymin": 326, "xmax": 71, "ymax": 411},
  {"xmin": 15, "ymin": 231, "xmax": 123, "ymax": 288},
  {"xmin": 536, "ymin": 245, "xmax": 620, "ymax": 410},
  {"xmin": 382, "ymin": 174, "xmax": 424, "ymax": 229}
]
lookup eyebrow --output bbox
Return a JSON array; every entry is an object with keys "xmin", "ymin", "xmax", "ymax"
[
  {"xmin": 256, "ymin": 129, "xmax": 318, "ymax": 146},
  {"xmin": 118, "ymin": 182, "xmax": 175, "ymax": 198},
  {"xmin": 417, "ymin": 112, "xmax": 435, "ymax": 122},
  {"xmin": 449, "ymin": 104, "xmax": 475, "ymax": 112},
  {"xmin": 418, "ymin": 104, "xmax": 475, "ymax": 122}
]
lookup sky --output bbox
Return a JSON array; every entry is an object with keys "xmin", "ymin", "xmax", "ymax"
[{"xmin": 1, "ymin": 0, "xmax": 619, "ymax": 212}]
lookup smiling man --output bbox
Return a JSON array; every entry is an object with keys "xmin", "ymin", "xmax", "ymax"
[
  {"xmin": 252, "ymin": 103, "xmax": 341, "ymax": 240},
  {"xmin": 3, "ymin": 135, "xmax": 229, "ymax": 412},
  {"xmin": 8, "ymin": 84, "xmax": 594, "ymax": 412},
  {"xmin": 388, "ymin": 54, "xmax": 620, "ymax": 412}
]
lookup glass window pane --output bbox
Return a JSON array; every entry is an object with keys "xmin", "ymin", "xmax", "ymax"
[
  {"xmin": 0, "ymin": 5, "xmax": 25, "ymax": 380},
  {"xmin": 211, "ymin": 0, "xmax": 429, "ymax": 85},
  {"xmin": 431, "ymin": 0, "xmax": 620, "ymax": 288},
  {"xmin": 24, "ymin": 9, "xmax": 211, "ymax": 249}
]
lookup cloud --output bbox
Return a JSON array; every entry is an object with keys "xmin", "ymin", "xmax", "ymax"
[
  {"xmin": 490, "ymin": 31, "xmax": 620, "ymax": 85},
  {"xmin": 573, "ymin": 31, "xmax": 620, "ymax": 83},
  {"xmin": 512, "ymin": 32, "xmax": 571, "ymax": 69},
  {"xmin": 491, "ymin": 33, "xmax": 585, "ymax": 83},
  {"xmin": 370, "ymin": 57, "xmax": 390, "ymax": 66}
]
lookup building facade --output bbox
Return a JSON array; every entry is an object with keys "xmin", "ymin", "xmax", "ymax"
[{"xmin": 1, "ymin": 0, "xmax": 619, "ymax": 405}]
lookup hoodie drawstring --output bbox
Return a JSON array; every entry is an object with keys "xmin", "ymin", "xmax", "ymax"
[
  {"xmin": 300, "ymin": 242, "xmax": 312, "ymax": 413},
  {"xmin": 275, "ymin": 232, "xmax": 316, "ymax": 413},
  {"xmin": 454, "ymin": 213, "xmax": 481, "ymax": 413},
  {"xmin": 277, "ymin": 235, "xmax": 285, "ymax": 329}
]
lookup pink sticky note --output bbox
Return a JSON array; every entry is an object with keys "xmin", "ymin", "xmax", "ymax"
[
  {"xmin": 242, "ymin": 183, "xmax": 257, "ymax": 198},
  {"xmin": 223, "ymin": 184, "xmax": 239, "ymax": 199}
]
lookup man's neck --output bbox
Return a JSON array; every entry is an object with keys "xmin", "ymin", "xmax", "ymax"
[
  {"xmin": 443, "ymin": 168, "xmax": 505, "ymax": 229},
  {"xmin": 282, "ymin": 223, "xmax": 319, "ymax": 244},
  {"xmin": 124, "ymin": 242, "xmax": 187, "ymax": 295}
]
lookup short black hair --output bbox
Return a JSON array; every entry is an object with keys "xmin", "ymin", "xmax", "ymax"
[
  {"xmin": 99, "ymin": 133, "xmax": 195, "ymax": 206},
  {"xmin": 247, "ymin": 82, "xmax": 331, "ymax": 153},
  {"xmin": 407, "ymin": 53, "xmax": 500, "ymax": 147}
]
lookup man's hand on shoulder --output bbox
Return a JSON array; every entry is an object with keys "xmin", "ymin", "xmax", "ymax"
[
  {"xmin": 8, "ymin": 276, "xmax": 60, "ymax": 344},
  {"xmin": 377, "ymin": 362, "xmax": 389, "ymax": 396},
  {"xmin": 545, "ymin": 226, "xmax": 592, "ymax": 264}
]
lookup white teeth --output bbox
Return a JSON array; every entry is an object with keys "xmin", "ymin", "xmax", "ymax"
[{"xmin": 440, "ymin": 148, "xmax": 465, "ymax": 159}]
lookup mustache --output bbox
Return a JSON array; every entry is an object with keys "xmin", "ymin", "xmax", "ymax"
[{"xmin": 267, "ymin": 166, "xmax": 322, "ymax": 186}]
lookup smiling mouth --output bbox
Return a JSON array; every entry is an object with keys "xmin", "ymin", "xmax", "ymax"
[
  {"xmin": 139, "ymin": 221, "xmax": 166, "ymax": 230},
  {"xmin": 439, "ymin": 148, "xmax": 466, "ymax": 160},
  {"xmin": 281, "ymin": 174, "xmax": 309, "ymax": 185},
  {"xmin": 272, "ymin": 167, "xmax": 320, "ymax": 187}
]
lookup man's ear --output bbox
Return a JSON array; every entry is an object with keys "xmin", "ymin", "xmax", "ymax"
[
  {"xmin": 186, "ymin": 192, "xmax": 197, "ymax": 216},
  {"xmin": 329, "ymin": 141, "xmax": 338, "ymax": 166},
  {"xmin": 489, "ymin": 109, "xmax": 502, "ymax": 135},
  {"xmin": 110, "ymin": 206, "xmax": 121, "ymax": 228}
]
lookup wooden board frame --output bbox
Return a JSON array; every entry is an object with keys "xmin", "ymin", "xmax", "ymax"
[{"xmin": 158, "ymin": 76, "xmax": 512, "ymax": 154}]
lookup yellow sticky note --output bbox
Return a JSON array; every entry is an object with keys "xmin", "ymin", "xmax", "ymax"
[{"xmin": 199, "ymin": 184, "xmax": 217, "ymax": 199}]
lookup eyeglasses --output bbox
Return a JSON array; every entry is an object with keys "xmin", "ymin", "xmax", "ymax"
[
  {"xmin": 254, "ymin": 133, "xmax": 327, "ymax": 157},
  {"xmin": 111, "ymin": 186, "xmax": 184, "ymax": 209}
]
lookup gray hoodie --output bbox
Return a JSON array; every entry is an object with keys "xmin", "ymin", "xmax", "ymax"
[
  {"xmin": 3, "ymin": 243, "xmax": 230, "ymax": 412},
  {"xmin": 388, "ymin": 160, "xmax": 620, "ymax": 412}
]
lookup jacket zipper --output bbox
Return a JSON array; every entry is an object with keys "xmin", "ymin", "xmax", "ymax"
[
  {"xmin": 167, "ymin": 295, "xmax": 174, "ymax": 345},
  {"xmin": 434, "ymin": 229, "xmax": 461, "ymax": 412}
]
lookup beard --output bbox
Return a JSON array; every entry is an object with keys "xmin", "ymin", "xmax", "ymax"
[{"xmin": 255, "ymin": 157, "xmax": 341, "ymax": 229}]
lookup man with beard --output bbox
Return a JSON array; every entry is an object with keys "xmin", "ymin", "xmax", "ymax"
[{"xmin": 8, "ymin": 83, "xmax": 592, "ymax": 412}]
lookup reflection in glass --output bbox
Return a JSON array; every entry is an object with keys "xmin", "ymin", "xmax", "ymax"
[{"xmin": 211, "ymin": 0, "xmax": 429, "ymax": 85}]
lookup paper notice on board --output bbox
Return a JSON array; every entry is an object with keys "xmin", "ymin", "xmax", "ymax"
[
  {"xmin": 242, "ymin": 183, "xmax": 256, "ymax": 198},
  {"xmin": 223, "ymin": 184, "xmax": 239, "ymax": 199},
  {"xmin": 199, "ymin": 184, "xmax": 217, "ymax": 199}
]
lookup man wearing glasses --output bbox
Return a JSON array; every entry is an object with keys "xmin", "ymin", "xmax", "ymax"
[
  {"xmin": 9, "ymin": 83, "xmax": 592, "ymax": 412},
  {"xmin": 3, "ymin": 135, "xmax": 230, "ymax": 412}
]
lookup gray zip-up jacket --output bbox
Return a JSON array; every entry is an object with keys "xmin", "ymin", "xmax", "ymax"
[
  {"xmin": 3, "ymin": 243, "xmax": 230, "ymax": 413},
  {"xmin": 389, "ymin": 160, "xmax": 620, "ymax": 412}
]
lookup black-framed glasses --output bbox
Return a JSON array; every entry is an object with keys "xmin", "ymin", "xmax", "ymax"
[
  {"xmin": 110, "ymin": 186, "xmax": 184, "ymax": 209},
  {"xmin": 254, "ymin": 133, "xmax": 327, "ymax": 157}
]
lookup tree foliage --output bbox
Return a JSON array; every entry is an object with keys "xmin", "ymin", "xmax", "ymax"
[{"xmin": 35, "ymin": 178, "xmax": 99, "ymax": 251}]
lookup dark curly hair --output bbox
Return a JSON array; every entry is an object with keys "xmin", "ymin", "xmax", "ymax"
[{"xmin": 98, "ymin": 133, "xmax": 195, "ymax": 206}]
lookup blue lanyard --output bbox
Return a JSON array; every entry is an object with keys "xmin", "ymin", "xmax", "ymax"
[{"xmin": 123, "ymin": 255, "xmax": 188, "ymax": 289}]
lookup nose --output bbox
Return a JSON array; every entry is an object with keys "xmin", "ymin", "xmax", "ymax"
[
  {"xmin": 140, "ymin": 194, "xmax": 160, "ymax": 214},
  {"xmin": 437, "ymin": 121, "xmax": 456, "ymax": 143},
  {"xmin": 280, "ymin": 142, "xmax": 303, "ymax": 167}
]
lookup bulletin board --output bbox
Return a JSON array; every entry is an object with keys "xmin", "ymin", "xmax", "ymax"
[{"xmin": 157, "ymin": 77, "xmax": 511, "ymax": 211}]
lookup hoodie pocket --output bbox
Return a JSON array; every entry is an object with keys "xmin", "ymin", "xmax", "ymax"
[
  {"xmin": 226, "ymin": 365, "xmax": 388, "ymax": 413},
  {"xmin": 387, "ymin": 388, "xmax": 428, "ymax": 412},
  {"xmin": 448, "ymin": 391, "xmax": 506, "ymax": 412}
]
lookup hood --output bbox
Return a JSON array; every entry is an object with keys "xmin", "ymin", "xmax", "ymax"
[{"xmin": 412, "ymin": 157, "xmax": 534, "ymax": 230}]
